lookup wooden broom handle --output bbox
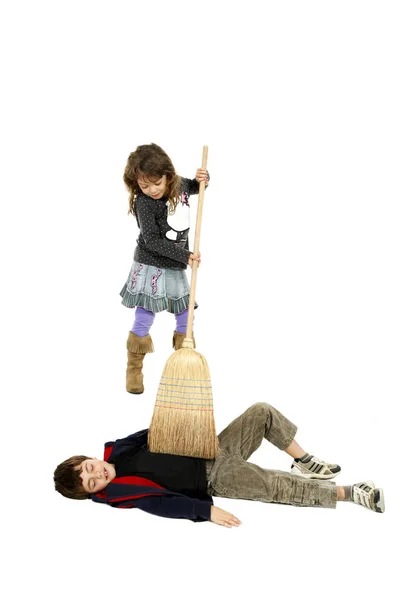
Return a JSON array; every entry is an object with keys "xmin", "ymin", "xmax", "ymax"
[{"xmin": 185, "ymin": 146, "xmax": 208, "ymax": 341}]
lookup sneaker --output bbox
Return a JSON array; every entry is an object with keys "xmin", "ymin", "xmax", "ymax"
[
  {"xmin": 352, "ymin": 481, "xmax": 385, "ymax": 513},
  {"xmin": 290, "ymin": 453, "xmax": 341, "ymax": 480}
]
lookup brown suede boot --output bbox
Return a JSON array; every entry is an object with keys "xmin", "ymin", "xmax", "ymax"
[
  {"xmin": 172, "ymin": 331, "xmax": 196, "ymax": 350},
  {"xmin": 126, "ymin": 332, "xmax": 154, "ymax": 394}
]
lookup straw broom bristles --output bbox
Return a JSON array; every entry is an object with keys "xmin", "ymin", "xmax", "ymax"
[{"xmin": 148, "ymin": 340, "xmax": 219, "ymax": 458}]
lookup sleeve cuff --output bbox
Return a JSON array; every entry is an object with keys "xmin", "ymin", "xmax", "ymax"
[{"xmin": 192, "ymin": 498, "xmax": 212, "ymax": 521}]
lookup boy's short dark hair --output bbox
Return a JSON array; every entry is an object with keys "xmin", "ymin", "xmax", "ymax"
[{"xmin": 54, "ymin": 455, "xmax": 91, "ymax": 500}]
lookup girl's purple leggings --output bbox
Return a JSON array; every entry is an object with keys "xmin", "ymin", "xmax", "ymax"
[{"xmin": 131, "ymin": 307, "xmax": 189, "ymax": 337}]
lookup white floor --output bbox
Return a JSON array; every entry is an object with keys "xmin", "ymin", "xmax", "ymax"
[{"xmin": 2, "ymin": 2, "xmax": 398, "ymax": 598}]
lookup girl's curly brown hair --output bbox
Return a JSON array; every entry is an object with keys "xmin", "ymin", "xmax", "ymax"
[{"xmin": 123, "ymin": 143, "xmax": 181, "ymax": 215}]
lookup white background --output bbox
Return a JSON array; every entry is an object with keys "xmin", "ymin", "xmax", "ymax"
[{"xmin": 1, "ymin": 1, "xmax": 399, "ymax": 598}]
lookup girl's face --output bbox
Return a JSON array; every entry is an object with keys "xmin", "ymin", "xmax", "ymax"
[{"xmin": 137, "ymin": 174, "xmax": 167, "ymax": 199}]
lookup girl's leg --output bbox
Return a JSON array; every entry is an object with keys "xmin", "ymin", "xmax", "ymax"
[
  {"xmin": 131, "ymin": 307, "xmax": 155, "ymax": 336},
  {"xmin": 174, "ymin": 308, "xmax": 188, "ymax": 334},
  {"xmin": 172, "ymin": 309, "xmax": 196, "ymax": 350},
  {"xmin": 126, "ymin": 307, "xmax": 155, "ymax": 394}
]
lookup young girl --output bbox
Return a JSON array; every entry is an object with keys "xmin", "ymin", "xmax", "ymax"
[{"xmin": 120, "ymin": 143, "xmax": 209, "ymax": 394}]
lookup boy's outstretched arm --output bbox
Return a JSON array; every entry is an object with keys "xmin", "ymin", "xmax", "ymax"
[
  {"xmin": 133, "ymin": 495, "xmax": 242, "ymax": 527},
  {"xmin": 133, "ymin": 494, "xmax": 212, "ymax": 522}
]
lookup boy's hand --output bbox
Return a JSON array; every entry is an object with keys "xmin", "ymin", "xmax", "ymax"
[
  {"xmin": 195, "ymin": 169, "xmax": 209, "ymax": 185},
  {"xmin": 210, "ymin": 506, "xmax": 242, "ymax": 528}
]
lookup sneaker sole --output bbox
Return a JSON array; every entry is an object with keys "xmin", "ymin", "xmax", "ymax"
[{"xmin": 290, "ymin": 465, "xmax": 340, "ymax": 480}]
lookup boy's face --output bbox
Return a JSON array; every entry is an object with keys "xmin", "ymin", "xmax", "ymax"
[
  {"xmin": 77, "ymin": 459, "xmax": 116, "ymax": 494},
  {"xmin": 137, "ymin": 174, "xmax": 167, "ymax": 199}
]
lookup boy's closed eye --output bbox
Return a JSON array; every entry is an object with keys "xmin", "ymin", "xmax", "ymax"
[{"xmin": 86, "ymin": 464, "xmax": 95, "ymax": 490}]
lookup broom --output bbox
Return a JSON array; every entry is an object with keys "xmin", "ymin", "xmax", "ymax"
[{"xmin": 148, "ymin": 145, "xmax": 219, "ymax": 458}]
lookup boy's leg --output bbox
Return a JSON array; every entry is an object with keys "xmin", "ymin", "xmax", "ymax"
[
  {"xmin": 208, "ymin": 403, "xmax": 336, "ymax": 508},
  {"xmin": 209, "ymin": 458, "xmax": 338, "ymax": 508},
  {"xmin": 217, "ymin": 402, "xmax": 297, "ymax": 460}
]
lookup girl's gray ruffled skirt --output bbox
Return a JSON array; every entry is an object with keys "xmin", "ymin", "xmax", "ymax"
[{"xmin": 120, "ymin": 261, "xmax": 194, "ymax": 314}]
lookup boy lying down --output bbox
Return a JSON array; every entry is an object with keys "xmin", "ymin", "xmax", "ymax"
[{"xmin": 54, "ymin": 403, "xmax": 384, "ymax": 527}]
